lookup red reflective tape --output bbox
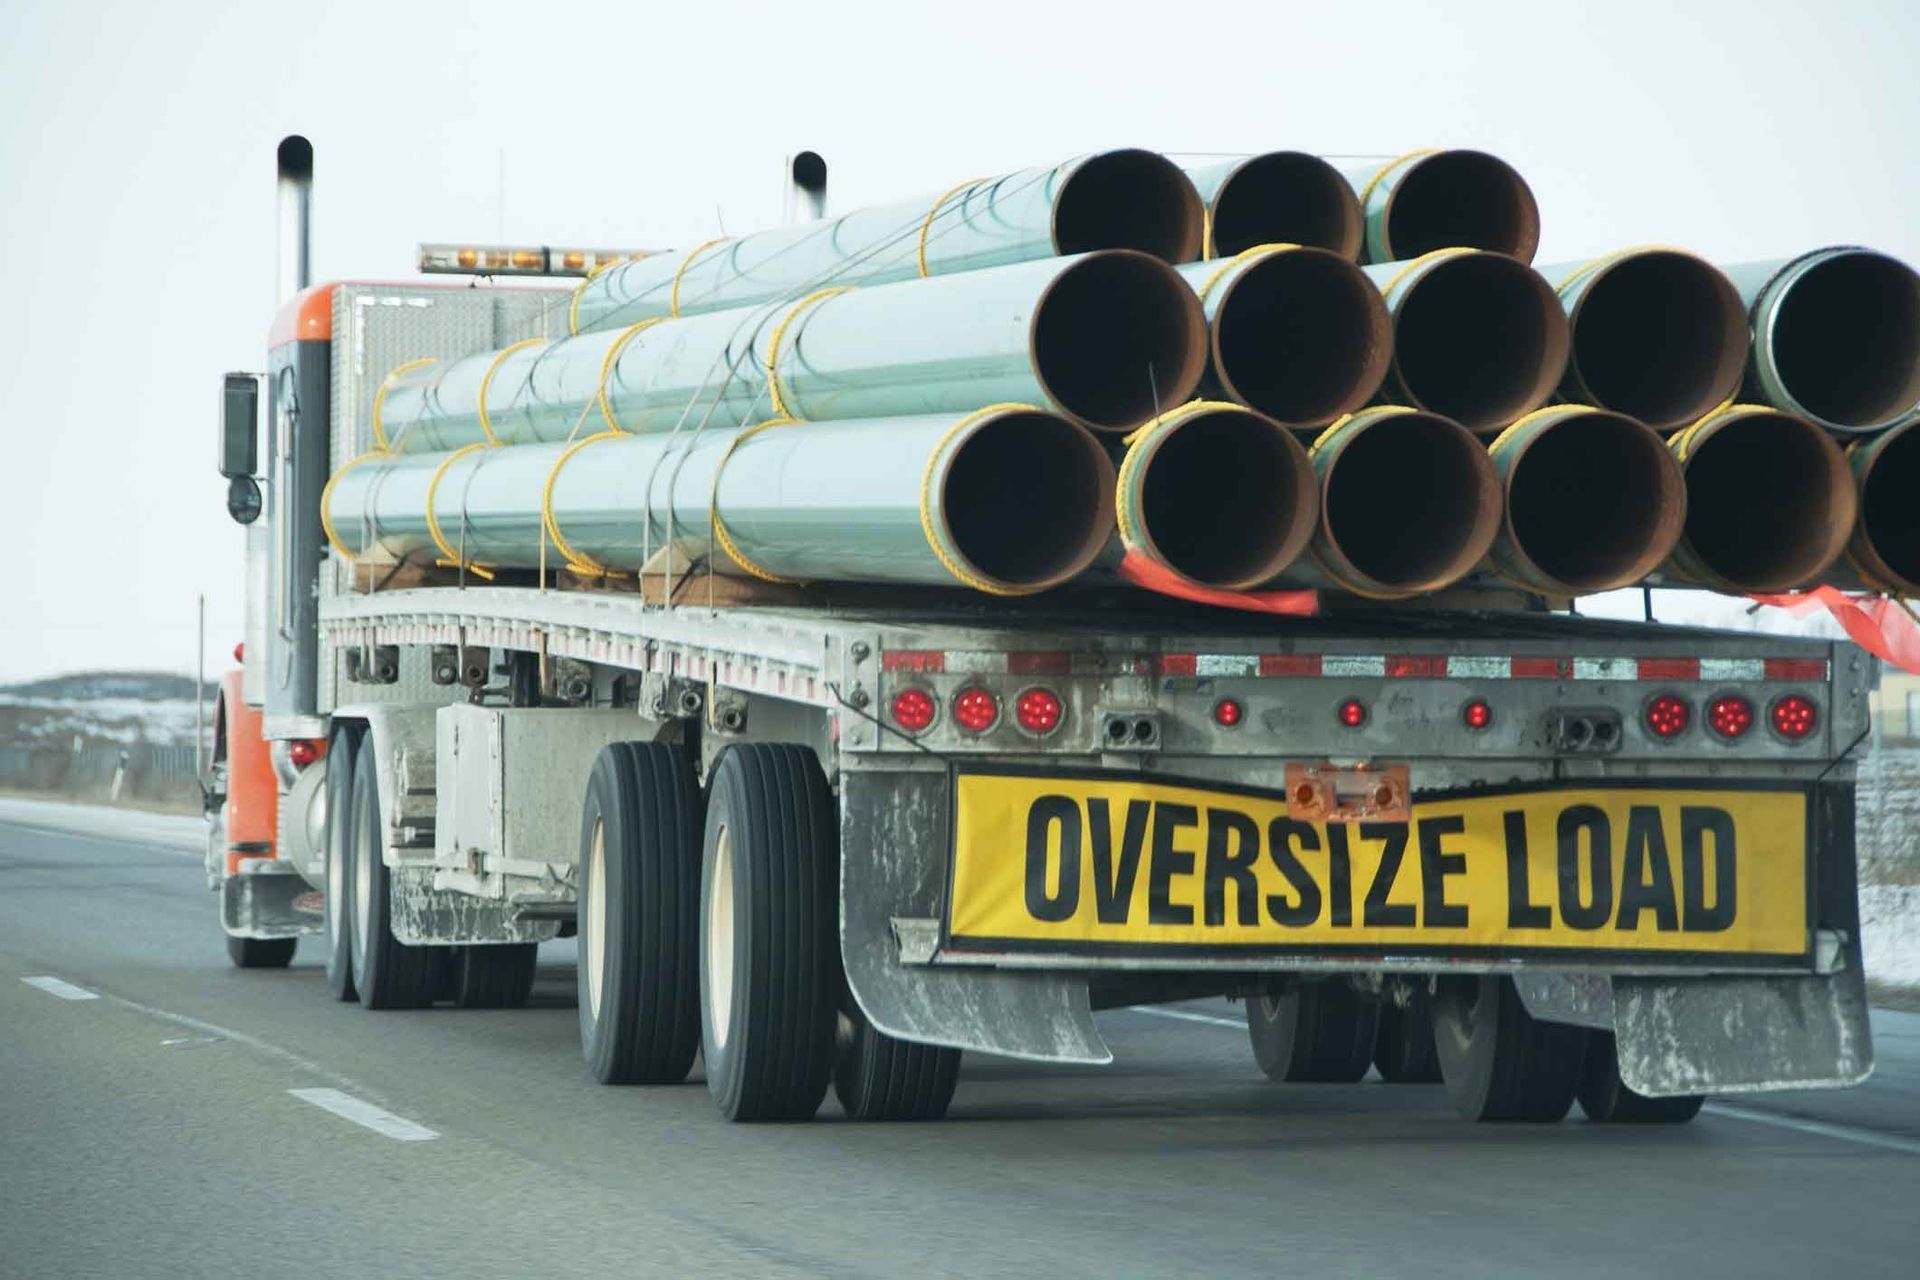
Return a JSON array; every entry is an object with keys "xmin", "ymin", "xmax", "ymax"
[
  {"xmin": 1007, "ymin": 651, "xmax": 1071, "ymax": 676},
  {"xmin": 1512, "ymin": 657, "xmax": 1570, "ymax": 679},
  {"xmin": 1385, "ymin": 655, "xmax": 1439, "ymax": 678},
  {"xmin": 881, "ymin": 650, "xmax": 944, "ymax": 673},
  {"xmin": 1765, "ymin": 657, "xmax": 1829, "ymax": 681},
  {"xmin": 1635, "ymin": 657, "xmax": 1700, "ymax": 681},
  {"xmin": 1259, "ymin": 654, "xmax": 1322, "ymax": 677},
  {"xmin": 1160, "ymin": 654, "xmax": 1199, "ymax": 677}
]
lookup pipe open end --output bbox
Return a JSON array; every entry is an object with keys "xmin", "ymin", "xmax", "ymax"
[
  {"xmin": 1502, "ymin": 412, "xmax": 1686, "ymax": 594},
  {"xmin": 1381, "ymin": 150, "xmax": 1541, "ymax": 263},
  {"xmin": 1390, "ymin": 253, "xmax": 1570, "ymax": 433},
  {"xmin": 1678, "ymin": 411, "xmax": 1857, "ymax": 593},
  {"xmin": 939, "ymin": 411, "xmax": 1115, "ymax": 593},
  {"xmin": 1033, "ymin": 251, "xmax": 1208, "ymax": 432},
  {"xmin": 1320, "ymin": 412, "xmax": 1502, "ymax": 596},
  {"xmin": 1855, "ymin": 421, "xmax": 1920, "ymax": 593},
  {"xmin": 1054, "ymin": 149, "xmax": 1206, "ymax": 264},
  {"xmin": 1209, "ymin": 152, "xmax": 1362, "ymax": 258},
  {"xmin": 1566, "ymin": 252, "xmax": 1749, "ymax": 430},
  {"xmin": 1211, "ymin": 248, "xmax": 1393, "ymax": 428},
  {"xmin": 1769, "ymin": 250, "xmax": 1920, "ymax": 431},
  {"xmin": 1133, "ymin": 408, "xmax": 1317, "ymax": 590}
]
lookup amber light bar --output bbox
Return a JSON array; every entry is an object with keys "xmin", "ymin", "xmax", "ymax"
[{"xmin": 417, "ymin": 243, "xmax": 652, "ymax": 278}]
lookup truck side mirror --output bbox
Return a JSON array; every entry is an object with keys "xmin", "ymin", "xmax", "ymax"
[{"xmin": 220, "ymin": 372, "xmax": 259, "ymax": 479}]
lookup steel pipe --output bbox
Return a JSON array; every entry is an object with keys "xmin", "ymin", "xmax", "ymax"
[
  {"xmin": 1115, "ymin": 402, "xmax": 1319, "ymax": 590},
  {"xmin": 324, "ymin": 409, "xmax": 1115, "ymax": 595},
  {"xmin": 1177, "ymin": 247, "xmax": 1392, "ymax": 429},
  {"xmin": 1287, "ymin": 407, "xmax": 1503, "ymax": 598},
  {"xmin": 1722, "ymin": 247, "xmax": 1920, "ymax": 434},
  {"xmin": 1664, "ymin": 406, "xmax": 1857, "ymax": 594},
  {"xmin": 1342, "ymin": 150, "xmax": 1541, "ymax": 265},
  {"xmin": 1364, "ymin": 250, "xmax": 1570, "ymax": 434},
  {"xmin": 570, "ymin": 150, "xmax": 1206, "ymax": 333},
  {"xmin": 1185, "ymin": 153, "xmax": 1362, "ymax": 259},
  {"xmin": 1842, "ymin": 419, "xmax": 1920, "ymax": 595},
  {"xmin": 1486, "ymin": 408, "xmax": 1686, "ymax": 595},
  {"xmin": 376, "ymin": 251, "xmax": 1207, "ymax": 447},
  {"xmin": 1541, "ymin": 250, "xmax": 1749, "ymax": 431}
]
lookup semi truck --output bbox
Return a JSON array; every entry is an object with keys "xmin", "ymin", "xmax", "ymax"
[{"xmin": 202, "ymin": 135, "xmax": 1879, "ymax": 1125}]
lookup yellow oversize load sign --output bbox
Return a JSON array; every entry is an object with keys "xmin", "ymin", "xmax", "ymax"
[{"xmin": 946, "ymin": 771, "xmax": 1811, "ymax": 960}]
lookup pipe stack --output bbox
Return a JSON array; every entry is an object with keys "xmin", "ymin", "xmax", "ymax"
[{"xmin": 323, "ymin": 144, "xmax": 1920, "ymax": 607}]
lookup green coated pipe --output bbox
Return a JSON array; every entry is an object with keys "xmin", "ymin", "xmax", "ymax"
[
  {"xmin": 1341, "ymin": 149, "xmax": 1540, "ymax": 265},
  {"xmin": 1721, "ymin": 247, "xmax": 1920, "ymax": 434},
  {"xmin": 1485, "ymin": 407, "xmax": 1685, "ymax": 595},
  {"xmin": 372, "ymin": 251, "xmax": 1207, "ymax": 448},
  {"xmin": 1176, "ymin": 247, "xmax": 1391, "ymax": 429},
  {"xmin": 1183, "ymin": 153, "xmax": 1362, "ymax": 259},
  {"xmin": 570, "ymin": 150, "xmax": 1206, "ymax": 334},
  {"xmin": 323, "ymin": 408, "xmax": 1115, "ymax": 595},
  {"xmin": 1363, "ymin": 250, "xmax": 1569, "ymax": 434},
  {"xmin": 1539, "ymin": 250, "xmax": 1748, "ymax": 432},
  {"xmin": 1664, "ymin": 405, "xmax": 1856, "ymax": 594}
]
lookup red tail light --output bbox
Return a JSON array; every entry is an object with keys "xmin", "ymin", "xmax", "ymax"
[
  {"xmin": 1770, "ymin": 694, "xmax": 1818, "ymax": 741},
  {"xmin": 952, "ymin": 687, "xmax": 999, "ymax": 733},
  {"xmin": 1706, "ymin": 694, "xmax": 1755, "ymax": 739},
  {"xmin": 1212, "ymin": 697, "xmax": 1244, "ymax": 728},
  {"xmin": 1015, "ymin": 688, "xmax": 1063, "ymax": 734},
  {"xmin": 1337, "ymin": 698, "xmax": 1367, "ymax": 728},
  {"xmin": 890, "ymin": 688, "xmax": 936, "ymax": 733},
  {"xmin": 287, "ymin": 739, "xmax": 322, "ymax": 767},
  {"xmin": 1462, "ymin": 699, "xmax": 1492, "ymax": 730},
  {"xmin": 1644, "ymin": 693, "xmax": 1690, "ymax": 739}
]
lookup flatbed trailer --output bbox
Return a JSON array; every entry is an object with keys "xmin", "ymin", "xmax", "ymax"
[{"xmin": 201, "ymin": 143, "xmax": 1879, "ymax": 1126}]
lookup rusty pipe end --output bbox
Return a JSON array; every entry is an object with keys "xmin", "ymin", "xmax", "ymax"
[
  {"xmin": 937, "ymin": 409, "xmax": 1116, "ymax": 594},
  {"xmin": 1209, "ymin": 152, "xmax": 1362, "ymax": 259},
  {"xmin": 1562, "ymin": 252, "xmax": 1749, "ymax": 431},
  {"xmin": 1670, "ymin": 409, "xmax": 1858, "ymax": 593},
  {"xmin": 1122, "ymin": 405, "xmax": 1318, "ymax": 590},
  {"xmin": 1033, "ymin": 250, "xmax": 1209, "ymax": 433},
  {"xmin": 1055, "ymin": 149, "xmax": 1207, "ymax": 265},
  {"xmin": 1492, "ymin": 409, "xmax": 1687, "ymax": 595},
  {"xmin": 1755, "ymin": 248, "xmax": 1920, "ymax": 433},
  {"xmin": 1376, "ymin": 149, "xmax": 1541, "ymax": 264},
  {"xmin": 1209, "ymin": 247, "xmax": 1393, "ymax": 429},
  {"xmin": 1849, "ymin": 418, "xmax": 1920, "ymax": 594},
  {"xmin": 1312, "ymin": 408, "xmax": 1503, "ymax": 597},
  {"xmin": 1386, "ymin": 251, "xmax": 1570, "ymax": 434}
]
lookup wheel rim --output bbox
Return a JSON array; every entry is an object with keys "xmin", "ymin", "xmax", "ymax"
[
  {"xmin": 585, "ymin": 819, "xmax": 606, "ymax": 1022},
  {"xmin": 707, "ymin": 825, "xmax": 735, "ymax": 1051},
  {"xmin": 1437, "ymin": 978, "xmax": 1484, "ymax": 1055}
]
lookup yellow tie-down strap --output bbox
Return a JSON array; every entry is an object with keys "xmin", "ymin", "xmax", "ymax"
[
  {"xmin": 424, "ymin": 442, "xmax": 496, "ymax": 580},
  {"xmin": 475, "ymin": 337, "xmax": 547, "ymax": 447},
  {"xmin": 541, "ymin": 431, "xmax": 629, "ymax": 579},
  {"xmin": 917, "ymin": 177, "xmax": 986, "ymax": 278},
  {"xmin": 707, "ymin": 416, "xmax": 804, "ymax": 584},
  {"xmin": 371, "ymin": 357, "xmax": 437, "ymax": 452},
  {"xmin": 764, "ymin": 286, "xmax": 855, "ymax": 420},
  {"xmin": 597, "ymin": 317, "xmax": 670, "ymax": 434}
]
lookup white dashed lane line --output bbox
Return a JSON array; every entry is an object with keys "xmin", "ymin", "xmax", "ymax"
[
  {"xmin": 21, "ymin": 975, "xmax": 99, "ymax": 1001},
  {"xmin": 289, "ymin": 1088, "xmax": 440, "ymax": 1142},
  {"xmin": 1127, "ymin": 1004, "xmax": 1920, "ymax": 1156}
]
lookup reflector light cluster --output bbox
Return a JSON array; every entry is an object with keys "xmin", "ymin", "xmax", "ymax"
[{"xmin": 890, "ymin": 684, "xmax": 1066, "ymax": 737}]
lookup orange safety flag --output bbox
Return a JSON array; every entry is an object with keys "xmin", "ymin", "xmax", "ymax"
[
  {"xmin": 1748, "ymin": 585, "xmax": 1920, "ymax": 675},
  {"xmin": 1117, "ymin": 548, "xmax": 1319, "ymax": 616}
]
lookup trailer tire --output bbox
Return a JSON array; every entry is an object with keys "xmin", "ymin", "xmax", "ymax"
[
  {"xmin": 834, "ymin": 1006, "xmax": 961, "ymax": 1121},
  {"xmin": 452, "ymin": 944, "xmax": 539, "ymax": 1009},
  {"xmin": 1433, "ymin": 975, "xmax": 1587, "ymax": 1122},
  {"xmin": 1372, "ymin": 992, "xmax": 1443, "ymax": 1083},
  {"xmin": 1247, "ymin": 982, "xmax": 1380, "ymax": 1082},
  {"xmin": 347, "ymin": 733, "xmax": 435, "ymax": 1010},
  {"xmin": 323, "ymin": 723, "xmax": 362, "ymax": 1002},
  {"xmin": 700, "ymin": 744, "xmax": 838, "ymax": 1122},
  {"xmin": 226, "ymin": 934, "xmax": 297, "ymax": 968},
  {"xmin": 576, "ymin": 743, "xmax": 702, "ymax": 1085},
  {"xmin": 1577, "ymin": 1031, "xmax": 1705, "ymax": 1124}
]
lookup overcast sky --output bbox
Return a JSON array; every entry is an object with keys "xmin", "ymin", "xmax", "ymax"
[{"xmin": 1, "ymin": 0, "xmax": 1913, "ymax": 679}]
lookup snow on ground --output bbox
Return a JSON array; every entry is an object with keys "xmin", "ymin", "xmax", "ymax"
[
  {"xmin": 0, "ymin": 796, "xmax": 204, "ymax": 853},
  {"xmin": 1862, "ymin": 885, "xmax": 1920, "ymax": 991},
  {"xmin": 0, "ymin": 695, "xmax": 203, "ymax": 748}
]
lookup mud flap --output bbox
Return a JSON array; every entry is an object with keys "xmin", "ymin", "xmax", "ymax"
[
  {"xmin": 222, "ymin": 865, "xmax": 321, "ymax": 939},
  {"xmin": 839, "ymin": 769, "xmax": 1111, "ymax": 1064}
]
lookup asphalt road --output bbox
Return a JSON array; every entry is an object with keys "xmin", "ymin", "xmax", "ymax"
[{"xmin": 3, "ymin": 800, "xmax": 1918, "ymax": 1280}]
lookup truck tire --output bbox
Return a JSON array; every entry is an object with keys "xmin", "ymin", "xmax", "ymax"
[
  {"xmin": 452, "ymin": 944, "xmax": 539, "ymax": 1009},
  {"xmin": 1577, "ymin": 1031, "xmax": 1705, "ymax": 1124},
  {"xmin": 1373, "ymin": 993, "xmax": 1443, "ymax": 1083},
  {"xmin": 226, "ymin": 934, "xmax": 297, "ymax": 968},
  {"xmin": 347, "ymin": 733, "xmax": 434, "ymax": 1010},
  {"xmin": 323, "ymin": 723, "xmax": 362, "ymax": 1002},
  {"xmin": 576, "ymin": 743, "xmax": 702, "ymax": 1084},
  {"xmin": 1433, "ymin": 975, "xmax": 1587, "ymax": 1122},
  {"xmin": 834, "ymin": 1005, "xmax": 962, "ymax": 1121},
  {"xmin": 1247, "ymin": 982, "xmax": 1380, "ymax": 1082},
  {"xmin": 700, "ymin": 744, "xmax": 838, "ymax": 1122}
]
